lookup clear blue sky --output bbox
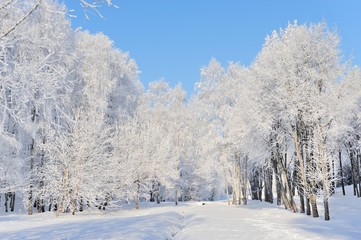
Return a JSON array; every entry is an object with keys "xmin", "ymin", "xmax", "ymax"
[{"xmin": 64, "ymin": 0, "xmax": 361, "ymax": 96}]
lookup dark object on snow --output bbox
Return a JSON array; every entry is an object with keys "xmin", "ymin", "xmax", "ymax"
[{"xmin": 202, "ymin": 203, "xmax": 206, "ymax": 205}]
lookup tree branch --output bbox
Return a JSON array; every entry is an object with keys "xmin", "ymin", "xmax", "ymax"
[{"xmin": 0, "ymin": 0, "xmax": 43, "ymax": 41}]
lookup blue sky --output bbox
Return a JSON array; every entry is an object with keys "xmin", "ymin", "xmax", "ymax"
[{"xmin": 64, "ymin": 0, "xmax": 361, "ymax": 96}]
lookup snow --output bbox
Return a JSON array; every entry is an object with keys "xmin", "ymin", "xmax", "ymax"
[
  {"xmin": 0, "ymin": 188, "xmax": 360, "ymax": 240},
  {"xmin": 175, "ymin": 198, "xmax": 358, "ymax": 240}
]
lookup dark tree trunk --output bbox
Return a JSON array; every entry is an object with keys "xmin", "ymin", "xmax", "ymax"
[
  {"xmin": 300, "ymin": 127, "xmax": 310, "ymax": 216},
  {"xmin": 156, "ymin": 182, "xmax": 161, "ymax": 204},
  {"xmin": 306, "ymin": 198, "xmax": 311, "ymax": 216},
  {"xmin": 324, "ymin": 198, "xmax": 330, "ymax": 221},
  {"xmin": 4, "ymin": 193, "xmax": 8, "ymax": 212},
  {"xmin": 329, "ymin": 157, "xmax": 335, "ymax": 195},
  {"xmin": 250, "ymin": 168, "xmax": 260, "ymax": 200},
  {"xmin": 264, "ymin": 167, "xmax": 273, "ymax": 203},
  {"xmin": 37, "ymin": 138, "xmax": 46, "ymax": 214},
  {"xmin": 307, "ymin": 129, "xmax": 319, "ymax": 218},
  {"xmin": 150, "ymin": 191, "xmax": 154, "ymax": 202},
  {"xmin": 37, "ymin": 198, "xmax": 45, "ymax": 213},
  {"xmin": 272, "ymin": 139, "xmax": 297, "ymax": 213},
  {"xmin": 278, "ymin": 154, "xmax": 297, "ymax": 213},
  {"xmin": 298, "ymin": 187, "xmax": 305, "ymax": 214},
  {"xmin": 28, "ymin": 138, "xmax": 35, "ymax": 215},
  {"xmin": 10, "ymin": 192, "xmax": 15, "ymax": 212},
  {"xmin": 294, "ymin": 152, "xmax": 305, "ymax": 213},
  {"xmin": 358, "ymin": 151, "xmax": 361, "ymax": 193},
  {"xmin": 175, "ymin": 189, "xmax": 178, "ymax": 206},
  {"xmin": 356, "ymin": 151, "xmax": 361, "ymax": 196},
  {"xmin": 349, "ymin": 148, "xmax": 360, "ymax": 197},
  {"xmin": 322, "ymin": 173, "xmax": 331, "ymax": 221},
  {"xmin": 339, "ymin": 150, "xmax": 345, "ymax": 196},
  {"xmin": 72, "ymin": 197, "xmax": 77, "ymax": 215},
  {"xmin": 272, "ymin": 156, "xmax": 282, "ymax": 206},
  {"xmin": 309, "ymin": 179, "xmax": 319, "ymax": 218},
  {"xmin": 150, "ymin": 181, "xmax": 155, "ymax": 202},
  {"xmin": 28, "ymin": 106, "xmax": 37, "ymax": 216},
  {"xmin": 258, "ymin": 170, "xmax": 263, "ymax": 202},
  {"xmin": 79, "ymin": 197, "xmax": 83, "ymax": 212}
]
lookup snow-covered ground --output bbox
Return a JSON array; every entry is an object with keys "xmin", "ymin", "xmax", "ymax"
[{"xmin": 0, "ymin": 188, "xmax": 360, "ymax": 240}]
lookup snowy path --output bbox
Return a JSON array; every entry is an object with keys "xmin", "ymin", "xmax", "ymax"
[
  {"xmin": 175, "ymin": 195, "xmax": 361, "ymax": 240},
  {"xmin": 175, "ymin": 202, "xmax": 325, "ymax": 240},
  {"xmin": 0, "ymin": 192, "xmax": 361, "ymax": 240}
]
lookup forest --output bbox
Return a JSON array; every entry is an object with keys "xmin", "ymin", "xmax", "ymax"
[{"xmin": 0, "ymin": 0, "xmax": 360, "ymax": 222}]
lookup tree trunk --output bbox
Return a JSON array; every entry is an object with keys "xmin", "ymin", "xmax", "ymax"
[
  {"xmin": 156, "ymin": 182, "xmax": 161, "ymax": 204},
  {"xmin": 4, "ymin": 192, "xmax": 8, "ymax": 212},
  {"xmin": 264, "ymin": 167, "xmax": 273, "ymax": 203},
  {"xmin": 232, "ymin": 183, "xmax": 237, "ymax": 205},
  {"xmin": 318, "ymin": 127, "xmax": 330, "ymax": 221},
  {"xmin": 71, "ymin": 198, "xmax": 77, "ymax": 215},
  {"xmin": 358, "ymin": 151, "xmax": 361, "ymax": 193},
  {"xmin": 250, "ymin": 168, "xmax": 260, "ymax": 200},
  {"xmin": 258, "ymin": 170, "xmax": 263, "ymax": 201},
  {"xmin": 272, "ymin": 156, "xmax": 282, "ymax": 206},
  {"xmin": 309, "ymin": 179, "xmax": 319, "ymax": 218},
  {"xmin": 349, "ymin": 148, "xmax": 360, "ymax": 197},
  {"xmin": 28, "ymin": 138, "xmax": 35, "ymax": 215},
  {"xmin": 10, "ymin": 192, "xmax": 15, "ymax": 212},
  {"xmin": 232, "ymin": 162, "xmax": 240, "ymax": 205},
  {"xmin": 57, "ymin": 168, "xmax": 69, "ymax": 217},
  {"xmin": 37, "ymin": 137, "xmax": 46, "ymax": 214},
  {"xmin": 36, "ymin": 198, "xmax": 45, "ymax": 213},
  {"xmin": 294, "ymin": 152, "xmax": 305, "ymax": 213},
  {"xmin": 28, "ymin": 106, "xmax": 37, "ymax": 216},
  {"xmin": 298, "ymin": 187, "xmax": 305, "ymax": 214},
  {"xmin": 321, "ymin": 159, "xmax": 330, "ymax": 221},
  {"xmin": 278, "ymin": 156, "xmax": 297, "ymax": 213},
  {"xmin": 330, "ymin": 157, "xmax": 335, "ymax": 195},
  {"xmin": 49, "ymin": 198, "xmax": 53, "ymax": 212},
  {"xmin": 306, "ymin": 197, "xmax": 311, "ymax": 216},
  {"xmin": 150, "ymin": 191, "xmax": 154, "ymax": 202},
  {"xmin": 135, "ymin": 179, "xmax": 140, "ymax": 209},
  {"xmin": 354, "ymin": 151, "xmax": 361, "ymax": 197},
  {"xmin": 292, "ymin": 126, "xmax": 308, "ymax": 213},
  {"xmin": 272, "ymin": 148, "xmax": 290, "ymax": 210},
  {"xmin": 307, "ymin": 129, "xmax": 319, "ymax": 218},
  {"xmin": 339, "ymin": 150, "xmax": 345, "ymax": 196},
  {"xmin": 150, "ymin": 181, "xmax": 155, "ymax": 202},
  {"xmin": 79, "ymin": 197, "xmax": 83, "ymax": 212},
  {"xmin": 175, "ymin": 189, "xmax": 178, "ymax": 206},
  {"xmin": 224, "ymin": 169, "xmax": 230, "ymax": 205},
  {"xmin": 240, "ymin": 156, "xmax": 248, "ymax": 205},
  {"xmin": 323, "ymin": 197, "xmax": 330, "ymax": 221}
]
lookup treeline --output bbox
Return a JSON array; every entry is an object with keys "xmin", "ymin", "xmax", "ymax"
[
  {"xmin": 197, "ymin": 22, "xmax": 361, "ymax": 221},
  {"xmin": 0, "ymin": 0, "xmax": 220, "ymax": 216},
  {"xmin": 0, "ymin": 1, "xmax": 360, "ymax": 221}
]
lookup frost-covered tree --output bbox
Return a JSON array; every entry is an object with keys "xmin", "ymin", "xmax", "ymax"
[
  {"xmin": 112, "ymin": 81, "xmax": 182, "ymax": 208},
  {"xmin": 253, "ymin": 21, "xmax": 350, "ymax": 220},
  {"xmin": 43, "ymin": 30, "xmax": 141, "ymax": 214},
  {"xmin": 0, "ymin": 0, "xmax": 78, "ymax": 214},
  {"xmin": 0, "ymin": 0, "xmax": 116, "ymax": 40}
]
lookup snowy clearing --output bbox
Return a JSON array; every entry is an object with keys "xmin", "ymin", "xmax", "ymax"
[{"xmin": 0, "ymin": 189, "xmax": 360, "ymax": 240}]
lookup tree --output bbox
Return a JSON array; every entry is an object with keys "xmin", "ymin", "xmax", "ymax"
[
  {"xmin": 43, "ymin": 30, "xmax": 141, "ymax": 215},
  {"xmin": 0, "ymin": 0, "xmax": 78, "ymax": 214},
  {"xmin": 0, "ymin": 0, "xmax": 116, "ymax": 40},
  {"xmin": 253, "ymin": 21, "xmax": 349, "ymax": 220}
]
